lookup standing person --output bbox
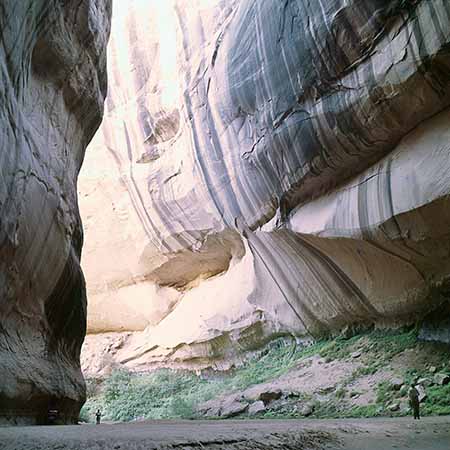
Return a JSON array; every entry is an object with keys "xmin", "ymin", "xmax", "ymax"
[
  {"xmin": 408, "ymin": 383, "xmax": 420, "ymax": 420},
  {"xmin": 47, "ymin": 398, "xmax": 59, "ymax": 425},
  {"xmin": 95, "ymin": 409, "xmax": 102, "ymax": 425}
]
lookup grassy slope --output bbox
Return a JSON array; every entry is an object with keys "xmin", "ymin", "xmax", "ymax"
[{"xmin": 81, "ymin": 328, "xmax": 450, "ymax": 422}]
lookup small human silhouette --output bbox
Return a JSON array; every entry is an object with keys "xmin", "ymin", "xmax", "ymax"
[
  {"xmin": 47, "ymin": 408, "xmax": 58, "ymax": 425},
  {"xmin": 408, "ymin": 383, "xmax": 420, "ymax": 420},
  {"xmin": 47, "ymin": 399, "xmax": 58, "ymax": 425},
  {"xmin": 95, "ymin": 409, "xmax": 102, "ymax": 425}
]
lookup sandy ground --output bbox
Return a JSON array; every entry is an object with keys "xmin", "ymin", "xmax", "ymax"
[{"xmin": 0, "ymin": 416, "xmax": 449, "ymax": 450}]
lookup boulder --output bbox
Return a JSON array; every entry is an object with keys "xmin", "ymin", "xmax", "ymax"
[
  {"xmin": 391, "ymin": 378, "xmax": 404, "ymax": 391},
  {"xmin": 416, "ymin": 385, "xmax": 427, "ymax": 403},
  {"xmin": 220, "ymin": 401, "xmax": 249, "ymax": 419},
  {"xmin": 204, "ymin": 406, "xmax": 222, "ymax": 418},
  {"xmin": 401, "ymin": 405, "xmax": 412, "ymax": 415},
  {"xmin": 299, "ymin": 403, "xmax": 314, "ymax": 417},
  {"xmin": 248, "ymin": 401, "xmax": 266, "ymax": 416},
  {"xmin": 351, "ymin": 351, "xmax": 362, "ymax": 359},
  {"xmin": 258, "ymin": 390, "xmax": 283, "ymax": 405},
  {"xmin": 399, "ymin": 385, "xmax": 408, "ymax": 397},
  {"xmin": 417, "ymin": 378, "xmax": 433, "ymax": 387},
  {"xmin": 388, "ymin": 402, "xmax": 400, "ymax": 412},
  {"xmin": 284, "ymin": 391, "xmax": 301, "ymax": 398},
  {"xmin": 434, "ymin": 373, "xmax": 450, "ymax": 386}
]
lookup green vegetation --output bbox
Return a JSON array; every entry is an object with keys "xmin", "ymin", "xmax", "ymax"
[
  {"xmin": 422, "ymin": 384, "xmax": 450, "ymax": 416},
  {"xmin": 82, "ymin": 339, "xmax": 311, "ymax": 422},
  {"xmin": 309, "ymin": 402, "xmax": 381, "ymax": 420},
  {"xmin": 81, "ymin": 327, "xmax": 450, "ymax": 422},
  {"xmin": 83, "ymin": 369, "xmax": 198, "ymax": 422},
  {"xmin": 376, "ymin": 381, "xmax": 396, "ymax": 405},
  {"xmin": 335, "ymin": 387, "xmax": 347, "ymax": 400},
  {"xmin": 340, "ymin": 404, "xmax": 380, "ymax": 418}
]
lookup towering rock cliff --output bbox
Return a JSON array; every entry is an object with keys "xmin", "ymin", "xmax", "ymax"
[
  {"xmin": 80, "ymin": 0, "xmax": 450, "ymax": 374},
  {"xmin": 0, "ymin": 0, "xmax": 111, "ymax": 424}
]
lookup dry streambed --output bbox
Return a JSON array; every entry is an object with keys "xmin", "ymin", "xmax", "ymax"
[
  {"xmin": 0, "ymin": 421, "xmax": 334, "ymax": 450},
  {"xmin": 1, "ymin": 417, "xmax": 450, "ymax": 450}
]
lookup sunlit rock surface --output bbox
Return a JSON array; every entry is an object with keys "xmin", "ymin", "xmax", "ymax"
[
  {"xmin": 0, "ymin": 0, "xmax": 111, "ymax": 424},
  {"xmin": 80, "ymin": 0, "xmax": 450, "ymax": 374}
]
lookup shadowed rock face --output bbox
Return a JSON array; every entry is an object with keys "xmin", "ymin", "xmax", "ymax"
[
  {"xmin": 0, "ymin": 0, "xmax": 111, "ymax": 424},
  {"xmin": 80, "ymin": 0, "xmax": 450, "ymax": 373}
]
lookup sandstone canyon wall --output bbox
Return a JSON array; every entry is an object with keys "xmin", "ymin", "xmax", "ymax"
[
  {"xmin": 80, "ymin": 0, "xmax": 450, "ymax": 375},
  {"xmin": 0, "ymin": 0, "xmax": 111, "ymax": 424}
]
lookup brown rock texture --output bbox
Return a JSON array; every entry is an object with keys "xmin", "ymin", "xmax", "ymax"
[
  {"xmin": 0, "ymin": 0, "xmax": 111, "ymax": 424},
  {"xmin": 80, "ymin": 0, "xmax": 450, "ymax": 373}
]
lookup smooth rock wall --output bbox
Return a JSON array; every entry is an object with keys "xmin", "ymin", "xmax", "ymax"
[
  {"xmin": 80, "ymin": 0, "xmax": 450, "ymax": 373},
  {"xmin": 0, "ymin": 0, "xmax": 111, "ymax": 424}
]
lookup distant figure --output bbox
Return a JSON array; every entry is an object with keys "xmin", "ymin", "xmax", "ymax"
[
  {"xmin": 47, "ymin": 408, "xmax": 58, "ymax": 425},
  {"xmin": 408, "ymin": 383, "xmax": 420, "ymax": 420},
  {"xmin": 95, "ymin": 409, "xmax": 102, "ymax": 425},
  {"xmin": 47, "ymin": 399, "xmax": 58, "ymax": 425}
]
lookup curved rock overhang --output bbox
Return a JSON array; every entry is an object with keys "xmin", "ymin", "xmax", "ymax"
[{"xmin": 79, "ymin": 0, "xmax": 450, "ymax": 371}]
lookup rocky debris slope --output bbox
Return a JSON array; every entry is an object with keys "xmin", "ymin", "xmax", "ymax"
[
  {"xmin": 80, "ymin": 0, "xmax": 450, "ymax": 370},
  {"xmin": 81, "ymin": 330, "xmax": 450, "ymax": 423},
  {"xmin": 188, "ymin": 333, "xmax": 450, "ymax": 421},
  {"xmin": 0, "ymin": 0, "xmax": 111, "ymax": 424}
]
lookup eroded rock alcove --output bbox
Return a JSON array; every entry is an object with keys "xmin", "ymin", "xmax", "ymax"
[{"xmin": 80, "ymin": 0, "xmax": 450, "ymax": 376}]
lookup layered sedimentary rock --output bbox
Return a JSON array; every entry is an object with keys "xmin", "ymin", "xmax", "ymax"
[
  {"xmin": 80, "ymin": 0, "xmax": 450, "ymax": 374},
  {"xmin": 0, "ymin": 1, "xmax": 111, "ymax": 424}
]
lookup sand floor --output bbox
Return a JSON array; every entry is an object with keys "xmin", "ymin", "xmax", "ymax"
[{"xmin": 0, "ymin": 416, "xmax": 449, "ymax": 450}]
